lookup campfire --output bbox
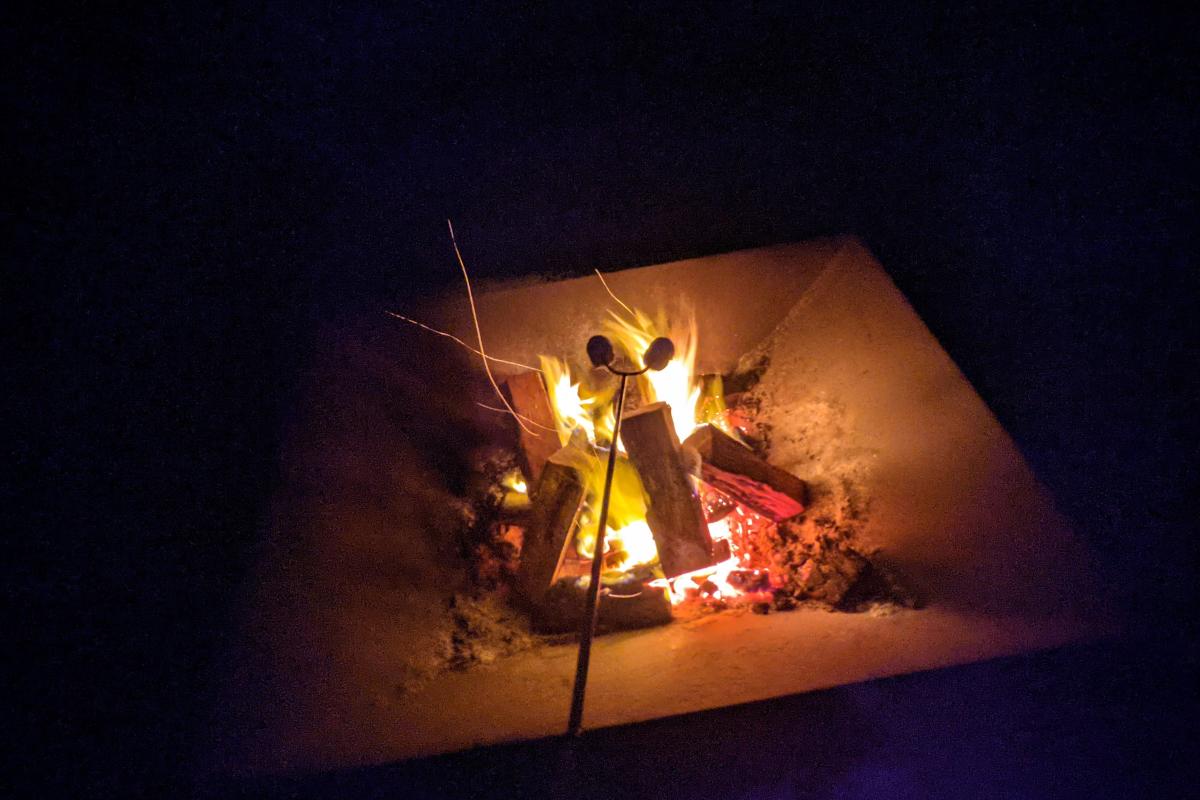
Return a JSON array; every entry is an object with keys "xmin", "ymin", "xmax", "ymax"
[
  {"xmin": 397, "ymin": 231, "xmax": 922, "ymax": 734},
  {"xmin": 212, "ymin": 238, "xmax": 1109, "ymax": 773},
  {"xmin": 468, "ymin": 295, "xmax": 899, "ymax": 637}
]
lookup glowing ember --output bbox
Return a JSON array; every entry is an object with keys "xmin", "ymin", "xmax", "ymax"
[{"xmin": 646, "ymin": 515, "xmax": 772, "ymax": 604}]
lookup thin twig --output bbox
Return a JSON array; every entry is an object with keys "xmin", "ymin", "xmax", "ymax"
[
  {"xmin": 448, "ymin": 220, "xmax": 541, "ymax": 437},
  {"xmin": 594, "ymin": 269, "xmax": 636, "ymax": 318},
  {"xmin": 474, "ymin": 402, "xmax": 558, "ymax": 432},
  {"xmin": 385, "ymin": 311, "xmax": 542, "ymax": 372}
]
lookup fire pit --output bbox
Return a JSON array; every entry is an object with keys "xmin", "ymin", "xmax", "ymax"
[{"xmin": 209, "ymin": 237, "xmax": 1113, "ymax": 776}]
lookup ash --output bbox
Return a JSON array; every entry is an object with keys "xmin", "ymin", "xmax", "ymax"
[
  {"xmin": 435, "ymin": 593, "xmax": 537, "ymax": 672},
  {"xmin": 736, "ymin": 344, "xmax": 920, "ymax": 613}
]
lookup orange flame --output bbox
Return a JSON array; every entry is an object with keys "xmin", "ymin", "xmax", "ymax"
[
  {"xmin": 648, "ymin": 516, "xmax": 762, "ymax": 604},
  {"xmin": 539, "ymin": 355, "xmax": 599, "ymax": 446}
]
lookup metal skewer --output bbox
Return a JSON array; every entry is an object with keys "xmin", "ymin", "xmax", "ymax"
[{"xmin": 567, "ymin": 334, "xmax": 674, "ymax": 737}]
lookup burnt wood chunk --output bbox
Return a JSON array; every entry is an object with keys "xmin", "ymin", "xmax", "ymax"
[
  {"xmin": 516, "ymin": 448, "xmax": 584, "ymax": 601},
  {"xmin": 683, "ymin": 424, "xmax": 808, "ymax": 521},
  {"xmin": 621, "ymin": 402, "xmax": 715, "ymax": 577},
  {"xmin": 531, "ymin": 578, "xmax": 672, "ymax": 635},
  {"xmin": 503, "ymin": 371, "xmax": 560, "ymax": 481}
]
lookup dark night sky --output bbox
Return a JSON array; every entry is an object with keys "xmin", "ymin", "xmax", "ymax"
[{"xmin": 9, "ymin": 3, "xmax": 1197, "ymax": 796}]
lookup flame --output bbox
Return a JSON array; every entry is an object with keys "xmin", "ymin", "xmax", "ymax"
[
  {"xmin": 604, "ymin": 307, "xmax": 702, "ymax": 444},
  {"xmin": 500, "ymin": 468, "xmax": 527, "ymax": 494},
  {"xmin": 539, "ymin": 355, "xmax": 599, "ymax": 446},
  {"xmin": 498, "ymin": 466, "xmax": 531, "ymax": 512},
  {"xmin": 696, "ymin": 374, "xmax": 738, "ymax": 436},
  {"xmin": 602, "ymin": 519, "xmax": 658, "ymax": 572},
  {"xmin": 568, "ymin": 454, "xmax": 650, "ymax": 563},
  {"xmin": 535, "ymin": 302, "xmax": 762, "ymax": 586},
  {"xmin": 648, "ymin": 516, "xmax": 771, "ymax": 605},
  {"xmin": 535, "ymin": 304, "xmax": 703, "ymax": 575}
]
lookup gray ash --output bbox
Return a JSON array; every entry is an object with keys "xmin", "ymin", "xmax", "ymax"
[
  {"xmin": 437, "ymin": 593, "xmax": 537, "ymax": 671},
  {"xmin": 767, "ymin": 524, "xmax": 921, "ymax": 611}
]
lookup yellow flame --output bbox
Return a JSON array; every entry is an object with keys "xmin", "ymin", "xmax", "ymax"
[
  {"xmin": 604, "ymin": 306, "xmax": 702, "ymax": 444},
  {"xmin": 559, "ymin": 446, "xmax": 651, "ymax": 564},
  {"xmin": 695, "ymin": 373, "xmax": 736, "ymax": 434},
  {"xmin": 500, "ymin": 468, "xmax": 527, "ymax": 494},
  {"xmin": 539, "ymin": 355, "xmax": 598, "ymax": 446},
  {"xmin": 594, "ymin": 402, "xmax": 616, "ymax": 448}
]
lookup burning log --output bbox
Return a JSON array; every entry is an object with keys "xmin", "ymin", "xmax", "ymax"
[
  {"xmin": 683, "ymin": 424, "xmax": 808, "ymax": 521},
  {"xmin": 515, "ymin": 447, "xmax": 585, "ymax": 602},
  {"xmin": 620, "ymin": 402, "xmax": 715, "ymax": 577},
  {"xmin": 502, "ymin": 371, "xmax": 560, "ymax": 482}
]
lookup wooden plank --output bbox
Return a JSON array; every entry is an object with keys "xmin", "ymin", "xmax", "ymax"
[
  {"xmin": 515, "ymin": 447, "xmax": 585, "ymax": 601},
  {"xmin": 620, "ymin": 402, "xmax": 715, "ymax": 577},
  {"xmin": 503, "ymin": 371, "xmax": 560, "ymax": 482},
  {"xmin": 683, "ymin": 424, "xmax": 808, "ymax": 521}
]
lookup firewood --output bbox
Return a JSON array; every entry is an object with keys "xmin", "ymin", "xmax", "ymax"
[
  {"xmin": 683, "ymin": 424, "xmax": 808, "ymax": 521},
  {"xmin": 530, "ymin": 577, "xmax": 672, "ymax": 635},
  {"xmin": 502, "ymin": 371, "xmax": 560, "ymax": 482},
  {"xmin": 620, "ymin": 402, "xmax": 715, "ymax": 577},
  {"xmin": 515, "ymin": 447, "xmax": 585, "ymax": 601}
]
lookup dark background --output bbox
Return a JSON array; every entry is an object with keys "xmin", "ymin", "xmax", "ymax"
[{"xmin": 9, "ymin": 3, "xmax": 1196, "ymax": 797}]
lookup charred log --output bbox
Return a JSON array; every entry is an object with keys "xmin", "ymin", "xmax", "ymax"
[{"xmin": 530, "ymin": 577, "xmax": 672, "ymax": 635}]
